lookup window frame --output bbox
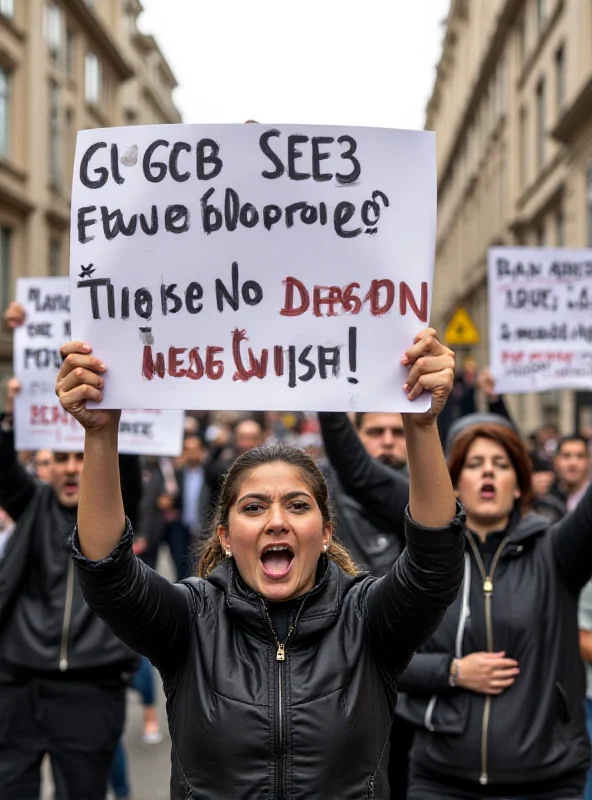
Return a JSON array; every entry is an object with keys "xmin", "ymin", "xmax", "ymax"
[
  {"xmin": 0, "ymin": 0, "xmax": 14, "ymax": 19},
  {"xmin": 84, "ymin": 51, "xmax": 101, "ymax": 105}
]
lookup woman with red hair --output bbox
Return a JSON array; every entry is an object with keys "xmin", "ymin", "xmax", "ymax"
[{"xmin": 399, "ymin": 422, "xmax": 592, "ymax": 800}]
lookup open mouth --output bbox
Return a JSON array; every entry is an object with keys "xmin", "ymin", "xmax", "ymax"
[
  {"xmin": 480, "ymin": 482, "xmax": 496, "ymax": 500},
  {"xmin": 260, "ymin": 544, "xmax": 295, "ymax": 579},
  {"xmin": 63, "ymin": 481, "xmax": 79, "ymax": 495}
]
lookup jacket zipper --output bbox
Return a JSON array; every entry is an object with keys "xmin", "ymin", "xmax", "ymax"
[
  {"xmin": 466, "ymin": 533, "xmax": 509, "ymax": 786},
  {"xmin": 265, "ymin": 598, "xmax": 308, "ymax": 800},
  {"xmin": 59, "ymin": 559, "xmax": 75, "ymax": 671}
]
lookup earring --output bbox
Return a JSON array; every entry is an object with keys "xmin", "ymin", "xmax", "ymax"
[
  {"xmin": 324, "ymin": 544, "xmax": 329, "ymax": 553},
  {"xmin": 226, "ymin": 549, "xmax": 232, "ymax": 558}
]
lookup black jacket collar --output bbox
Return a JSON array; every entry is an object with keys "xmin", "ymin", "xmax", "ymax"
[{"xmin": 207, "ymin": 557, "xmax": 363, "ymax": 645}]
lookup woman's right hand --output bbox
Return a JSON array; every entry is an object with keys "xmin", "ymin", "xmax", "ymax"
[
  {"xmin": 457, "ymin": 651, "xmax": 520, "ymax": 695},
  {"xmin": 56, "ymin": 341, "xmax": 120, "ymax": 434}
]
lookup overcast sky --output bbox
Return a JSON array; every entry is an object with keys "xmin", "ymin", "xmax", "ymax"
[{"xmin": 138, "ymin": 0, "xmax": 450, "ymax": 130}]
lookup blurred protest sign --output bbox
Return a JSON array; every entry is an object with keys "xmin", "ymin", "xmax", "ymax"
[
  {"xmin": 69, "ymin": 123, "xmax": 436, "ymax": 412},
  {"xmin": 488, "ymin": 247, "xmax": 592, "ymax": 393},
  {"xmin": 13, "ymin": 277, "xmax": 184, "ymax": 454}
]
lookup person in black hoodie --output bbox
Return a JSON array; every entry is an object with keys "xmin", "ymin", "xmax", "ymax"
[
  {"xmin": 56, "ymin": 328, "xmax": 465, "ymax": 800},
  {"xmin": 397, "ymin": 420, "xmax": 592, "ymax": 799}
]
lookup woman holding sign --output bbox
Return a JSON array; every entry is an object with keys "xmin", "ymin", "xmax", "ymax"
[{"xmin": 56, "ymin": 328, "xmax": 464, "ymax": 800}]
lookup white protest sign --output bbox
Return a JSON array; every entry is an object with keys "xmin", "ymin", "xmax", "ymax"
[
  {"xmin": 69, "ymin": 124, "xmax": 436, "ymax": 412},
  {"xmin": 13, "ymin": 277, "xmax": 185, "ymax": 454},
  {"xmin": 488, "ymin": 247, "xmax": 592, "ymax": 393}
]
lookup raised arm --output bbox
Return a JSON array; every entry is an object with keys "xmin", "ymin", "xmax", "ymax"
[
  {"xmin": 1, "ymin": 304, "xmax": 42, "ymax": 518},
  {"xmin": 365, "ymin": 330, "xmax": 465, "ymax": 674},
  {"xmin": 550, "ymin": 481, "xmax": 592, "ymax": 594},
  {"xmin": 56, "ymin": 341, "xmax": 193, "ymax": 675},
  {"xmin": 318, "ymin": 412, "xmax": 408, "ymax": 533},
  {"xmin": 0, "ymin": 378, "xmax": 37, "ymax": 521}
]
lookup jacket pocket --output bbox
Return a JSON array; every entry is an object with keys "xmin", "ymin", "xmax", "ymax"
[
  {"xmin": 397, "ymin": 690, "xmax": 470, "ymax": 734},
  {"xmin": 556, "ymin": 681, "xmax": 571, "ymax": 723}
]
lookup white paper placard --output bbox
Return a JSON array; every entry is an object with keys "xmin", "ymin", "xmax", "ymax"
[
  {"xmin": 13, "ymin": 277, "xmax": 185, "ymax": 455},
  {"xmin": 69, "ymin": 124, "xmax": 436, "ymax": 412},
  {"xmin": 488, "ymin": 247, "xmax": 592, "ymax": 393}
]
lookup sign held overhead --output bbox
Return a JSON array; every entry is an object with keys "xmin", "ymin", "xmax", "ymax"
[{"xmin": 69, "ymin": 123, "xmax": 438, "ymax": 412}]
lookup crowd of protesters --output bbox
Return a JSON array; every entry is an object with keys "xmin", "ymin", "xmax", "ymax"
[{"xmin": 1, "ymin": 300, "xmax": 592, "ymax": 799}]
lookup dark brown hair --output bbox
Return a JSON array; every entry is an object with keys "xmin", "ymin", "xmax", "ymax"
[
  {"xmin": 448, "ymin": 424, "xmax": 534, "ymax": 512},
  {"xmin": 198, "ymin": 443, "xmax": 358, "ymax": 578}
]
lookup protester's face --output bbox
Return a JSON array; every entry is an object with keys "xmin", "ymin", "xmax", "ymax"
[
  {"xmin": 220, "ymin": 463, "xmax": 331, "ymax": 602},
  {"xmin": 50, "ymin": 452, "xmax": 84, "ymax": 508},
  {"xmin": 456, "ymin": 438, "xmax": 520, "ymax": 531},
  {"xmin": 183, "ymin": 436, "xmax": 205, "ymax": 468},
  {"xmin": 555, "ymin": 441, "xmax": 589, "ymax": 490},
  {"xmin": 35, "ymin": 449, "xmax": 53, "ymax": 483},
  {"xmin": 234, "ymin": 421, "xmax": 264, "ymax": 454},
  {"xmin": 358, "ymin": 413, "xmax": 407, "ymax": 468}
]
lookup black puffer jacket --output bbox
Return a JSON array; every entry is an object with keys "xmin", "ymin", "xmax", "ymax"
[
  {"xmin": 397, "ymin": 490, "xmax": 592, "ymax": 795},
  {"xmin": 73, "ymin": 508, "xmax": 465, "ymax": 799}
]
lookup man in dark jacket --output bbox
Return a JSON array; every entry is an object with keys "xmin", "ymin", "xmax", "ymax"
[
  {"xmin": 0, "ymin": 394, "xmax": 140, "ymax": 799},
  {"xmin": 318, "ymin": 412, "xmax": 409, "ymax": 583}
]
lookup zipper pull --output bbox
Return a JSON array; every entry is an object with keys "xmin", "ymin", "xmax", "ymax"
[
  {"xmin": 483, "ymin": 578, "xmax": 493, "ymax": 595},
  {"xmin": 276, "ymin": 642, "xmax": 286, "ymax": 661}
]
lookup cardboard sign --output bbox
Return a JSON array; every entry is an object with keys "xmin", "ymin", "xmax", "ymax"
[
  {"xmin": 488, "ymin": 247, "xmax": 592, "ymax": 393},
  {"xmin": 13, "ymin": 277, "xmax": 185, "ymax": 454},
  {"xmin": 69, "ymin": 124, "xmax": 436, "ymax": 412}
]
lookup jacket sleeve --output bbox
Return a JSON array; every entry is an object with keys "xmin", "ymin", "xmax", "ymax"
[
  {"xmin": 364, "ymin": 504, "xmax": 465, "ymax": 676},
  {"xmin": 396, "ymin": 652, "xmax": 454, "ymax": 695},
  {"xmin": 72, "ymin": 519, "xmax": 195, "ymax": 678},
  {"xmin": 119, "ymin": 455, "xmax": 142, "ymax": 529},
  {"xmin": 550, "ymin": 482, "xmax": 592, "ymax": 594},
  {"xmin": 488, "ymin": 395, "xmax": 513, "ymax": 423},
  {"xmin": 0, "ymin": 426, "xmax": 37, "ymax": 521},
  {"xmin": 318, "ymin": 412, "xmax": 408, "ymax": 534}
]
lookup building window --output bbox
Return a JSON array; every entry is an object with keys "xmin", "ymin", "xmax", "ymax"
[
  {"xmin": 537, "ymin": 0, "xmax": 547, "ymax": 32},
  {"xmin": 49, "ymin": 237, "xmax": 61, "ymax": 276},
  {"xmin": 84, "ymin": 52, "xmax": 101, "ymax": 104},
  {"xmin": 44, "ymin": 1, "xmax": 62, "ymax": 63},
  {"xmin": 519, "ymin": 107, "xmax": 528, "ymax": 188},
  {"xmin": 0, "ymin": 227, "xmax": 11, "ymax": 311},
  {"xmin": 555, "ymin": 206, "xmax": 564, "ymax": 247},
  {"xmin": 0, "ymin": 0, "xmax": 14, "ymax": 19},
  {"xmin": 587, "ymin": 167, "xmax": 592, "ymax": 247},
  {"xmin": 48, "ymin": 81, "xmax": 60, "ymax": 188},
  {"xmin": 66, "ymin": 27, "xmax": 75, "ymax": 77},
  {"xmin": 536, "ymin": 79, "xmax": 546, "ymax": 171},
  {"xmin": 537, "ymin": 221, "xmax": 546, "ymax": 246},
  {"xmin": 555, "ymin": 46, "xmax": 565, "ymax": 112},
  {"xmin": 0, "ymin": 66, "xmax": 10, "ymax": 158}
]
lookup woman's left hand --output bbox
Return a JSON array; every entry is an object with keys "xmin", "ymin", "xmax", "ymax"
[{"xmin": 402, "ymin": 328, "xmax": 455, "ymax": 424}]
